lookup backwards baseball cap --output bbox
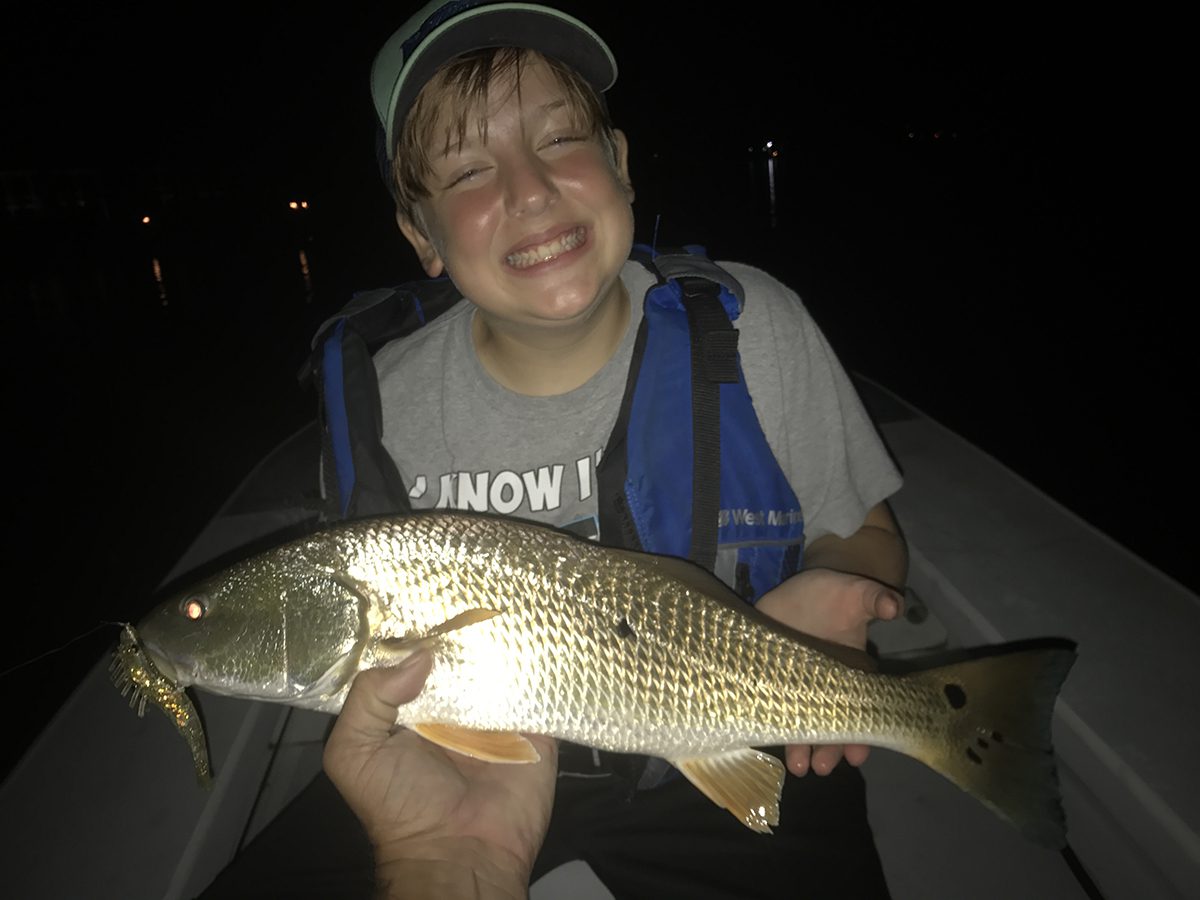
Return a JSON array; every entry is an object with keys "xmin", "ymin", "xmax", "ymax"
[{"xmin": 371, "ymin": 1, "xmax": 618, "ymax": 162}]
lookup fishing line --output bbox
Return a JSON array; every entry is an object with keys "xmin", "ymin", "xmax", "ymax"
[
  {"xmin": 234, "ymin": 706, "xmax": 295, "ymax": 856},
  {"xmin": 1061, "ymin": 842, "xmax": 1107, "ymax": 900},
  {"xmin": 0, "ymin": 621, "xmax": 121, "ymax": 680}
]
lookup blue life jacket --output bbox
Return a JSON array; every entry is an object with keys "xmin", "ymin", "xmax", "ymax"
[{"xmin": 310, "ymin": 245, "xmax": 804, "ymax": 603}]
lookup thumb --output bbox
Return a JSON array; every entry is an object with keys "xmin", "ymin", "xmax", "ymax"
[
  {"xmin": 371, "ymin": 650, "xmax": 435, "ymax": 708},
  {"xmin": 865, "ymin": 582, "xmax": 904, "ymax": 623},
  {"xmin": 851, "ymin": 578, "xmax": 903, "ymax": 626},
  {"xmin": 334, "ymin": 651, "xmax": 433, "ymax": 745}
]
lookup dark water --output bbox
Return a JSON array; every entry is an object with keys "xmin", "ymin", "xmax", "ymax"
[{"xmin": 1, "ymin": 112, "xmax": 1187, "ymax": 787}]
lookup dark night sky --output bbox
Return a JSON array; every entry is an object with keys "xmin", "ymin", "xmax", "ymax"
[
  {"xmin": 0, "ymin": 2, "xmax": 1190, "ymax": 780},
  {"xmin": 3, "ymin": 4, "xmax": 1171, "ymax": 278},
  {"xmin": 4, "ymin": 5, "xmax": 1155, "ymax": 193}
]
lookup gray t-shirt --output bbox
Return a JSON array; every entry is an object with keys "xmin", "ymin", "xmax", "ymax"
[{"xmin": 374, "ymin": 259, "xmax": 901, "ymax": 545}]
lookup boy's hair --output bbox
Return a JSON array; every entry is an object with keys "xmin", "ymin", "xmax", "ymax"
[{"xmin": 389, "ymin": 47, "xmax": 617, "ymax": 229}]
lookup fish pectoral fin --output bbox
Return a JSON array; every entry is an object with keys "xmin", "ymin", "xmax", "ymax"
[
  {"xmin": 376, "ymin": 608, "xmax": 504, "ymax": 664},
  {"xmin": 673, "ymin": 748, "xmax": 786, "ymax": 834},
  {"xmin": 426, "ymin": 608, "xmax": 503, "ymax": 636},
  {"xmin": 412, "ymin": 723, "xmax": 541, "ymax": 764}
]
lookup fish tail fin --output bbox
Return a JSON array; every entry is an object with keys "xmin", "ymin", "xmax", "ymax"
[{"xmin": 905, "ymin": 641, "xmax": 1076, "ymax": 848}]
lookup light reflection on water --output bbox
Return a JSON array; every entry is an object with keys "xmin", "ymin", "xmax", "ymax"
[
  {"xmin": 4, "ymin": 226, "xmax": 327, "ymax": 321},
  {"xmin": 151, "ymin": 257, "xmax": 167, "ymax": 304},
  {"xmin": 298, "ymin": 248, "xmax": 313, "ymax": 303},
  {"xmin": 132, "ymin": 243, "xmax": 316, "ymax": 309}
]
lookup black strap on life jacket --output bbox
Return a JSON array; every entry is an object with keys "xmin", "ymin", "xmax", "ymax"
[
  {"xmin": 307, "ymin": 277, "xmax": 463, "ymax": 521},
  {"xmin": 597, "ymin": 247, "xmax": 741, "ymax": 572},
  {"xmin": 680, "ymin": 275, "xmax": 740, "ymax": 570},
  {"xmin": 596, "ymin": 323, "xmax": 647, "ymax": 551}
]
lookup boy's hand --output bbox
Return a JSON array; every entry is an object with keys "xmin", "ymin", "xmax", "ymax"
[
  {"xmin": 324, "ymin": 651, "xmax": 557, "ymax": 899},
  {"xmin": 755, "ymin": 568, "xmax": 903, "ymax": 777}
]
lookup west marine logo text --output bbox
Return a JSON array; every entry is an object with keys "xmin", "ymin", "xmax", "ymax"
[{"xmin": 718, "ymin": 508, "xmax": 804, "ymax": 528}]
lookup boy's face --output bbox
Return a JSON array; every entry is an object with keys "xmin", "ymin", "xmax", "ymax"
[{"xmin": 399, "ymin": 57, "xmax": 634, "ymax": 335}]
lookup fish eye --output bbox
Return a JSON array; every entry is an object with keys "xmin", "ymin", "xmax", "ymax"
[{"xmin": 181, "ymin": 596, "xmax": 206, "ymax": 621}]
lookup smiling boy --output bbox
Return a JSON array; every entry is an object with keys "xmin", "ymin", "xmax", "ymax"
[
  {"xmin": 321, "ymin": 2, "xmax": 909, "ymax": 897},
  {"xmin": 393, "ymin": 53, "xmax": 635, "ymax": 398},
  {"xmin": 335, "ymin": 3, "xmax": 909, "ymax": 895}
]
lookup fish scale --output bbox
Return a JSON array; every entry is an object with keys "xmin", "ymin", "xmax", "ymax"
[{"xmin": 124, "ymin": 510, "xmax": 1076, "ymax": 843}]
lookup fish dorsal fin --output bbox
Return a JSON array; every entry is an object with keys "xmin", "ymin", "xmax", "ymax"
[
  {"xmin": 673, "ymin": 748, "xmax": 786, "ymax": 833},
  {"xmin": 625, "ymin": 551, "xmax": 879, "ymax": 673},
  {"xmin": 412, "ymin": 724, "xmax": 541, "ymax": 764},
  {"xmin": 622, "ymin": 550, "xmax": 743, "ymax": 605}
]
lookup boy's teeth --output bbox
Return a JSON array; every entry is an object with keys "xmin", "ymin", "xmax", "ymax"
[{"xmin": 507, "ymin": 228, "xmax": 585, "ymax": 269}]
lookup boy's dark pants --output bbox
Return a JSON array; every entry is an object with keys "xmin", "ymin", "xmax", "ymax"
[
  {"xmin": 197, "ymin": 749, "xmax": 891, "ymax": 899},
  {"xmin": 533, "ymin": 749, "xmax": 891, "ymax": 899}
]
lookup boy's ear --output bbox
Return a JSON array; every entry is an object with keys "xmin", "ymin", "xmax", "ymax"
[
  {"xmin": 613, "ymin": 128, "xmax": 635, "ymax": 202},
  {"xmin": 397, "ymin": 212, "xmax": 445, "ymax": 277}
]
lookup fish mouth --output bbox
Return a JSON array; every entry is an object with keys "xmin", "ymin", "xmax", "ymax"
[
  {"xmin": 143, "ymin": 645, "xmax": 181, "ymax": 683},
  {"xmin": 118, "ymin": 624, "xmax": 188, "ymax": 688},
  {"xmin": 135, "ymin": 619, "xmax": 196, "ymax": 687}
]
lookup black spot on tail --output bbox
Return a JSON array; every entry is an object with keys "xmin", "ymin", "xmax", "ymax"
[
  {"xmin": 615, "ymin": 617, "xmax": 636, "ymax": 640},
  {"xmin": 943, "ymin": 683, "xmax": 967, "ymax": 709}
]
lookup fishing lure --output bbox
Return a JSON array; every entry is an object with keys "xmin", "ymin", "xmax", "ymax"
[{"xmin": 110, "ymin": 623, "xmax": 211, "ymax": 787}]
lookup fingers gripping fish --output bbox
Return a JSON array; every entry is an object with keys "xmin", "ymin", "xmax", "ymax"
[{"xmin": 114, "ymin": 511, "xmax": 1076, "ymax": 846}]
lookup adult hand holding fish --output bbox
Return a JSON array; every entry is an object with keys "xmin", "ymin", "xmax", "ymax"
[{"xmin": 324, "ymin": 649, "xmax": 558, "ymax": 900}]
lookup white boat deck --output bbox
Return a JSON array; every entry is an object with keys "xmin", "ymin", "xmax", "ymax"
[
  {"xmin": 860, "ymin": 376, "xmax": 1199, "ymax": 900},
  {"xmin": 2, "ymin": 377, "xmax": 1196, "ymax": 899}
]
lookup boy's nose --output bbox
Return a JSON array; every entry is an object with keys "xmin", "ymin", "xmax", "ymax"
[{"xmin": 504, "ymin": 157, "xmax": 559, "ymax": 217}]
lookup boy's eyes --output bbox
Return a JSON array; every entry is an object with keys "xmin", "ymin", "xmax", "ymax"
[
  {"xmin": 437, "ymin": 135, "xmax": 591, "ymax": 188},
  {"xmin": 445, "ymin": 166, "xmax": 486, "ymax": 188}
]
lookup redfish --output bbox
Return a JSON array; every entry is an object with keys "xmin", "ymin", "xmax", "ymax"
[{"xmin": 117, "ymin": 511, "xmax": 1075, "ymax": 845}]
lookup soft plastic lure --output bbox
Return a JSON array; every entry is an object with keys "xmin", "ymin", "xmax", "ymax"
[{"xmin": 110, "ymin": 623, "xmax": 211, "ymax": 787}]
